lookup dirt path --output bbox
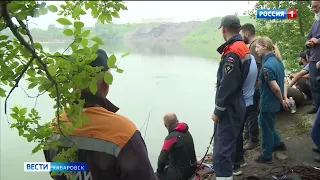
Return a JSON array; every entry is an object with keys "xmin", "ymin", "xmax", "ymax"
[
  {"xmin": 235, "ymin": 105, "xmax": 319, "ymax": 179},
  {"xmin": 206, "ymin": 104, "xmax": 319, "ymax": 179}
]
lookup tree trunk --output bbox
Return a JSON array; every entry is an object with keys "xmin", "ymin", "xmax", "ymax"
[{"xmin": 298, "ymin": 18, "xmax": 305, "ymax": 36}]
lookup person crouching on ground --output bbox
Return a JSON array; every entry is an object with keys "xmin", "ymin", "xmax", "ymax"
[
  {"xmin": 311, "ymin": 61, "xmax": 320, "ymax": 163},
  {"xmin": 289, "ymin": 51, "xmax": 312, "ymax": 99},
  {"xmin": 44, "ymin": 49, "xmax": 156, "ymax": 180},
  {"xmin": 211, "ymin": 15, "xmax": 251, "ymax": 180},
  {"xmin": 155, "ymin": 112, "xmax": 197, "ymax": 180},
  {"xmin": 254, "ymin": 37, "xmax": 289, "ymax": 163}
]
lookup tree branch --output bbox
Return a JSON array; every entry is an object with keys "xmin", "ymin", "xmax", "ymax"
[
  {"xmin": 16, "ymin": 18, "xmax": 34, "ymax": 47},
  {"xmin": 4, "ymin": 57, "xmax": 35, "ymax": 114},
  {"xmin": 1, "ymin": 1, "xmax": 72, "ymax": 143}
]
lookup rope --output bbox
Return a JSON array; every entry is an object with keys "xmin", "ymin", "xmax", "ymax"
[
  {"xmin": 143, "ymin": 109, "xmax": 152, "ymax": 139},
  {"xmin": 139, "ymin": 108, "xmax": 152, "ymax": 139},
  {"xmin": 187, "ymin": 126, "xmax": 216, "ymax": 180}
]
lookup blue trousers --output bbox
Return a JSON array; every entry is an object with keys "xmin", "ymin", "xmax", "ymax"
[
  {"xmin": 309, "ymin": 61, "xmax": 320, "ymax": 109},
  {"xmin": 232, "ymin": 105, "xmax": 256, "ymax": 168},
  {"xmin": 258, "ymin": 112, "xmax": 281, "ymax": 159},
  {"xmin": 311, "ymin": 107, "xmax": 320, "ymax": 149},
  {"xmin": 213, "ymin": 97, "xmax": 245, "ymax": 177}
]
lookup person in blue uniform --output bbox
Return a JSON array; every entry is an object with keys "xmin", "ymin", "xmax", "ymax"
[
  {"xmin": 211, "ymin": 15, "xmax": 251, "ymax": 180},
  {"xmin": 254, "ymin": 37, "xmax": 289, "ymax": 163}
]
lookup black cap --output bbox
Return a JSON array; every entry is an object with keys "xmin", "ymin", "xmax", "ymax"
[
  {"xmin": 306, "ymin": 49, "xmax": 311, "ymax": 56},
  {"xmin": 218, "ymin": 15, "xmax": 241, "ymax": 29},
  {"xmin": 90, "ymin": 49, "xmax": 109, "ymax": 71},
  {"xmin": 298, "ymin": 52, "xmax": 307, "ymax": 59}
]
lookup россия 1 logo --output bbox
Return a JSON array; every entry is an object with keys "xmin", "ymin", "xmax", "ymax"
[{"xmin": 256, "ymin": 9, "xmax": 297, "ymax": 19}]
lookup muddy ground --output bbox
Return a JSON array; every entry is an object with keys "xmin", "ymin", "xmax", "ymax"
[{"xmin": 208, "ymin": 104, "xmax": 319, "ymax": 180}]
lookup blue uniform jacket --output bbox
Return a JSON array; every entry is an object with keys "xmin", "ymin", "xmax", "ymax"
[
  {"xmin": 214, "ymin": 34, "xmax": 251, "ymax": 119},
  {"xmin": 259, "ymin": 53, "xmax": 285, "ymax": 112}
]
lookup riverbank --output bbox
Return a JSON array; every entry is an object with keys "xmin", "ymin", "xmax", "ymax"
[
  {"xmin": 1, "ymin": 16, "xmax": 255, "ymax": 46},
  {"xmin": 204, "ymin": 104, "xmax": 319, "ymax": 179}
]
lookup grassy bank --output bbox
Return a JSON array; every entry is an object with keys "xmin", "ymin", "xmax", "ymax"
[{"xmin": 182, "ymin": 16, "xmax": 256, "ymax": 45}]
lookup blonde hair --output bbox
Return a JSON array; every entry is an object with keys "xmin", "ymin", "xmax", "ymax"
[{"xmin": 257, "ymin": 37, "xmax": 282, "ymax": 60}]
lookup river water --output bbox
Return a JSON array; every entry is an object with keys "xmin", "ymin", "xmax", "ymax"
[{"xmin": 0, "ymin": 42, "xmax": 219, "ymax": 179}]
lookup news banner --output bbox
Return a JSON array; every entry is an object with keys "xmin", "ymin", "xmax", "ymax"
[
  {"xmin": 256, "ymin": 9, "xmax": 297, "ymax": 19},
  {"xmin": 24, "ymin": 162, "xmax": 87, "ymax": 172}
]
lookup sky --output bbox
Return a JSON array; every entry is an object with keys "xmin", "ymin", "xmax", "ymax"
[{"xmin": 28, "ymin": 1, "xmax": 257, "ymax": 29}]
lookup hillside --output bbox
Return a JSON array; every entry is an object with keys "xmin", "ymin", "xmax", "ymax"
[
  {"xmin": 122, "ymin": 16, "xmax": 256, "ymax": 45},
  {"xmin": 1, "ymin": 16, "xmax": 255, "ymax": 45},
  {"xmin": 182, "ymin": 16, "xmax": 256, "ymax": 44}
]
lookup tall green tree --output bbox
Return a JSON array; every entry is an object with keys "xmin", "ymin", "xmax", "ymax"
[
  {"xmin": 246, "ymin": 1, "xmax": 314, "ymax": 72},
  {"xmin": 0, "ymin": 1, "xmax": 128, "ymax": 179}
]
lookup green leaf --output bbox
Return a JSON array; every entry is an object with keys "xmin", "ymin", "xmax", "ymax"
[
  {"xmin": 0, "ymin": 35, "xmax": 9, "ymax": 40},
  {"xmin": 74, "ymin": 28, "xmax": 81, "ymax": 36},
  {"xmin": 89, "ymin": 79, "xmax": 97, "ymax": 94},
  {"xmin": 105, "ymin": 14, "xmax": 112, "ymax": 22},
  {"xmin": 91, "ymin": 36, "xmax": 104, "ymax": 45},
  {"xmin": 39, "ymin": 7, "xmax": 48, "ymax": 15},
  {"xmin": 63, "ymin": 29, "xmax": 73, "ymax": 36},
  {"xmin": 28, "ymin": 83, "xmax": 37, "ymax": 89},
  {"xmin": 0, "ymin": 88, "xmax": 5, "ymax": 97},
  {"xmin": 47, "ymin": 5, "xmax": 58, "ymax": 12},
  {"xmin": 80, "ymin": 39, "xmax": 88, "ymax": 47},
  {"xmin": 111, "ymin": 11, "xmax": 120, "ymax": 18},
  {"xmin": 20, "ymin": 108, "xmax": 27, "ymax": 116},
  {"xmin": 79, "ymin": 9, "xmax": 87, "ymax": 15},
  {"xmin": 18, "ymin": 129, "xmax": 24, "ymax": 136},
  {"xmin": 10, "ymin": 113, "xmax": 19, "ymax": 120},
  {"xmin": 32, "ymin": 144, "xmax": 42, "ymax": 154},
  {"xmin": 116, "ymin": 68, "xmax": 124, "ymax": 73},
  {"xmin": 34, "ymin": 43, "xmax": 43, "ymax": 51},
  {"xmin": 82, "ymin": 30, "xmax": 90, "ymax": 37},
  {"xmin": 103, "ymin": 71, "xmax": 113, "ymax": 85},
  {"xmin": 56, "ymin": 18, "xmax": 72, "ymax": 25},
  {"xmin": 107, "ymin": 54, "xmax": 117, "ymax": 68},
  {"xmin": 27, "ymin": 135, "xmax": 33, "ymax": 142},
  {"xmin": 74, "ymin": 21, "xmax": 84, "ymax": 30},
  {"xmin": 121, "ymin": 52, "xmax": 131, "ymax": 58}
]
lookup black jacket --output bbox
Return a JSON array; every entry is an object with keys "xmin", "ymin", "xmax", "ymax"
[
  {"xmin": 157, "ymin": 122, "xmax": 197, "ymax": 180},
  {"xmin": 44, "ymin": 92, "xmax": 156, "ymax": 180}
]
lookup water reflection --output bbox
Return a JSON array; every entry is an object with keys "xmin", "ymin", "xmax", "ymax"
[{"xmin": 44, "ymin": 41, "xmax": 219, "ymax": 60}]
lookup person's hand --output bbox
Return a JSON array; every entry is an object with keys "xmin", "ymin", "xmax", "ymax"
[
  {"xmin": 289, "ymin": 74, "xmax": 295, "ymax": 80},
  {"xmin": 211, "ymin": 113, "xmax": 219, "ymax": 123},
  {"xmin": 316, "ymin": 61, "xmax": 320, "ymax": 69},
  {"xmin": 306, "ymin": 40, "xmax": 314, "ymax": 48},
  {"xmin": 282, "ymin": 98, "xmax": 290, "ymax": 110},
  {"xmin": 309, "ymin": 37, "xmax": 320, "ymax": 45}
]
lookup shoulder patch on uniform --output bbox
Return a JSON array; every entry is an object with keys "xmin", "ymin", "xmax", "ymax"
[
  {"xmin": 263, "ymin": 68, "xmax": 269, "ymax": 80},
  {"xmin": 226, "ymin": 57, "xmax": 235, "ymax": 63},
  {"xmin": 224, "ymin": 57, "xmax": 235, "ymax": 75}
]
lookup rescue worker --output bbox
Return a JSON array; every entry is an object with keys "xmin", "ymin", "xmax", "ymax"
[
  {"xmin": 211, "ymin": 15, "xmax": 251, "ymax": 180},
  {"xmin": 240, "ymin": 23, "xmax": 261, "ymax": 150},
  {"xmin": 232, "ymin": 53, "xmax": 257, "ymax": 176},
  {"xmin": 155, "ymin": 112, "xmax": 197, "ymax": 180},
  {"xmin": 305, "ymin": 0, "xmax": 320, "ymax": 114},
  {"xmin": 43, "ymin": 49, "xmax": 157, "ymax": 180},
  {"xmin": 254, "ymin": 37, "xmax": 289, "ymax": 163}
]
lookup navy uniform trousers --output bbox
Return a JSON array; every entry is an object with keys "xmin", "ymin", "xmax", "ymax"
[
  {"xmin": 213, "ymin": 94, "xmax": 246, "ymax": 177},
  {"xmin": 309, "ymin": 61, "xmax": 320, "ymax": 109}
]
